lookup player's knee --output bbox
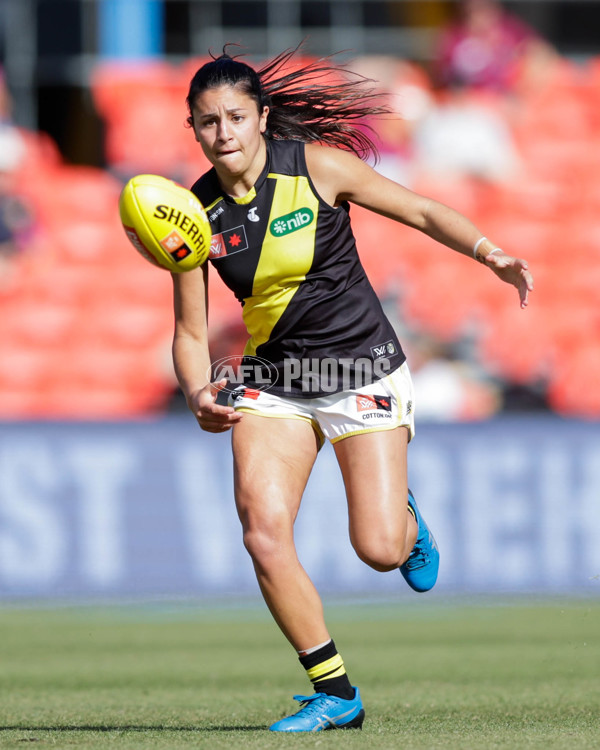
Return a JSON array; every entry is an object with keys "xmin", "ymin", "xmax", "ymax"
[
  {"xmin": 352, "ymin": 534, "xmax": 403, "ymax": 572},
  {"xmin": 242, "ymin": 526, "xmax": 272, "ymax": 563},
  {"xmin": 241, "ymin": 512, "xmax": 292, "ymax": 569}
]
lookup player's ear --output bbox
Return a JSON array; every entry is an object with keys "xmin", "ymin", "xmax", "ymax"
[
  {"xmin": 259, "ymin": 106, "xmax": 269, "ymax": 134},
  {"xmin": 188, "ymin": 112, "xmax": 201, "ymax": 141}
]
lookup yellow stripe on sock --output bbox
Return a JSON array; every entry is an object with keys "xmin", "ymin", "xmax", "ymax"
[
  {"xmin": 306, "ymin": 654, "xmax": 345, "ymax": 682},
  {"xmin": 314, "ymin": 665, "xmax": 347, "ymax": 683}
]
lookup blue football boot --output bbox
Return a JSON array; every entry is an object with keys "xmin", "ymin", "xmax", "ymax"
[
  {"xmin": 269, "ymin": 688, "xmax": 365, "ymax": 732},
  {"xmin": 400, "ymin": 489, "xmax": 439, "ymax": 592}
]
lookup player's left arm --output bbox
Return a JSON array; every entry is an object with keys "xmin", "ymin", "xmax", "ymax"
[{"xmin": 305, "ymin": 144, "xmax": 534, "ymax": 308}]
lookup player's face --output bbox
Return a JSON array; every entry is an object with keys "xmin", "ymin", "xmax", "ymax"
[{"xmin": 191, "ymin": 85, "xmax": 269, "ymax": 180}]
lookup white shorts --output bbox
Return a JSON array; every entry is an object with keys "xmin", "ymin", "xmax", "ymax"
[{"xmin": 228, "ymin": 361, "xmax": 415, "ymax": 446}]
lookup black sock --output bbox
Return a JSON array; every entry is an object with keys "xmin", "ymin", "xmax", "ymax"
[{"xmin": 298, "ymin": 640, "xmax": 355, "ymax": 700}]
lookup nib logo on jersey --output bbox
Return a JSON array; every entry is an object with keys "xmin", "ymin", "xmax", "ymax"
[
  {"xmin": 356, "ymin": 394, "xmax": 393, "ymax": 420},
  {"xmin": 210, "ymin": 225, "xmax": 249, "ymax": 258},
  {"xmin": 270, "ymin": 208, "xmax": 314, "ymax": 236}
]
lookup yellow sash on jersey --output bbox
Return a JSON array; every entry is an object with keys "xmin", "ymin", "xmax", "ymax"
[{"xmin": 242, "ymin": 173, "xmax": 319, "ymax": 356}]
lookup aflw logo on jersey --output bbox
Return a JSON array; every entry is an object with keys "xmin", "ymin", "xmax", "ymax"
[
  {"xmin": 210, "ymin": 225, "xmax": 249, "ymax": 258},
  {"xmin": 370, "ymin": 340, "xmax": 398, "ymax": 360},
  {"xmin": 270, "ymin": 208, "xmax": 314, "ymax": 236}
]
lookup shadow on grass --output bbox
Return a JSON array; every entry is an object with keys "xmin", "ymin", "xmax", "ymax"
[{"xmin": 0, "ymin": 725, "xmax": 266, "ymax": 733}]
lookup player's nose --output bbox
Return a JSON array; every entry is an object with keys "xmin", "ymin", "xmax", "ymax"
[{"xmin": 216, "ymin": 120, "xmax": 232, "ymax": 141}]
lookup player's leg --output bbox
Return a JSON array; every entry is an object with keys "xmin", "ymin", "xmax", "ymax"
[
  {"xmin": 323, "ymin": 361, "xmax": 439, "ymax": 590},
  {"xmin": 232, "ymin": 412, "xmax": 324, "ymax": 648},
  {"xmin": 334, "ymin": 426, "xmax": 439, "ymax": 592},
  {"xmin": 231, "ymin": 412, "xmax": 364, "ymax": 731},
  {"xmin": 334, "ymin": 426, "xmax": 415, "ymax": 570}
]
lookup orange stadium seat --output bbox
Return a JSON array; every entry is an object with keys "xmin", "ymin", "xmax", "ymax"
[
  {"xmin": 16, "ymin": 264, "xmax": 100, "ymax": 306},
  {"xmin": 0, "ymin": 348, "xmax": 50, "ymax": 390},
  {"xmin": 348, "ymin": 206, "xmax": 420, "ymax": 293},
  {"xmin": 35, "ymin": 383, "xmax": 157, "ymax": 420},
  {"xmin": 0, "ymin": 299, "xmax": 77, "ymax": 349},
  {"xmin": 100, "ymin": 261, "xmax": 174, "ymax": 307},
  {"xmin": 399, "ymin": 253, "xmax": 490, "ymax": 341},
  {"xmin": 45, "ymin": 221, "xmax": 115, "ymax": 267},
  {"xmin": 39, "ymin": 342, "xmax": 174, "ymax": 418},
  {"xmin": 513, "ymin": 54, "xmax": 591, "ymax": 132},
  {"xmin": 15, "ymin": 163, "xmax": 121, "ymax": 231},
  {"xmin": 90, "ymin": 61, "xmax": 192, "ymax": 178},
  {"xmin": 0, "ymin": 388, "xmax": 42, "ymax": 419},
  {"xmin": 547, "ymin": 302, "xmax": 599, "ymax": 364},
  {"xmin": 548, "ymin": 343, "xmax": 600, "ymax": 417},
  {"xmin": 468, "ymin": 215, "xmax": 553, "ymax": 269},
  {"xmin": 410, "ymin": 173, "xmax": 482, "ymax": 218},
  {"xmin": 74, "ymin": 300, "xmax": 173, "ymax": 352},
  {"xmin": 477, "ymin": 303, "xmax": 553, "ymax": 384}
]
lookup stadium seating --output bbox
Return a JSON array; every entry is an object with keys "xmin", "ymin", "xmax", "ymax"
[
  {"xmin": 2, "ymin": 54, "xmax": 600, "ymax": 419},
  {"xmin": 0, "ymin": 127, "xmax": 178, "ymax": 419},
  {"xmin": 90, "ymin": 59, "xmax": 213, "ymax": 184}
]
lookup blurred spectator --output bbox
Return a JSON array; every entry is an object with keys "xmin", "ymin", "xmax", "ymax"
[
  {"xmin": 405, "ymin": 335, "xmax": 501, "ymax": 422},
  {"xmin": 0, "ymin": 127, "xmax": 33, "ymax": 287},
  {"xmin": 0, "ymin": 70, "xmax": 34, "ymax": 288},
  {"xmin": 352, "ymin": 56, "xmax": 433, "ymax": 186},
  {"xmin": 433, "ymin": 0, "xmax": 539, "ymax": 92},
  {"xmin": 412, "ymin": 86, "xmax": 520, "ymax": 182},
  {"xmin": 353, "ymin": 53, "xmax": 520, "ymax": 184}
]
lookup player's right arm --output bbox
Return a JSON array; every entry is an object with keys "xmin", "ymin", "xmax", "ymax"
[{"xmin": 172, "ymin": 265, "xmax": 242, "ymax": 432}]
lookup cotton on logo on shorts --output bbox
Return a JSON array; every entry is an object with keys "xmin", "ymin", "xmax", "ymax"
[
  {"xmin": 357, "ymin": 395, "xmax": 376, "ymax": 412},
  {"xmin": 356, "ymin": 395, "xmax": 392, "ymax": 413},
  {"xmin": 356, "ymin": 396, "xmax": 392, "ymax": 419}
]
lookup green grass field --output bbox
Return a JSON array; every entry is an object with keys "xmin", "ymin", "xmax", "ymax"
[{"xmin": 0, "ymin": 597, "xmax": 599, "ymax": 749}]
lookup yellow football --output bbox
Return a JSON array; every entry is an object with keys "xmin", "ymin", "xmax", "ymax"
[{"xmin": 119, "ymin": 174, "xmax": 211, "ymax": 272}]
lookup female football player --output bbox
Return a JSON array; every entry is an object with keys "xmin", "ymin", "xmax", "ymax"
[{"xmin": 172, "ymin": 46, "xmax": 533, "ymax": 732}]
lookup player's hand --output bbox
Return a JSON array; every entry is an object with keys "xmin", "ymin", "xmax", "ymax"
[
  {"xmin": 484, "ymin": 251, "xmax": 534, "ymax": 309},
  {"xmin": 188, "ymin": 379, "xmax": 243, "ymax": 433}
]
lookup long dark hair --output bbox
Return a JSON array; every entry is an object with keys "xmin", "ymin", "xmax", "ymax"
[{"xmin": 186, "ymin": 44, "xmax": 390, "ymax": 162}]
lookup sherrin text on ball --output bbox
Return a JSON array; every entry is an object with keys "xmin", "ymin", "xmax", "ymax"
[{"xmin": 119, "ymin": 174, "xmax": 211, "ymax": 272}]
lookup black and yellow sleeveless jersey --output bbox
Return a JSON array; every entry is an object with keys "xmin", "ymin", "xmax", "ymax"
[{"xmin": 190, "ymin": 139, "xmax": 405, "ymax": 398}]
